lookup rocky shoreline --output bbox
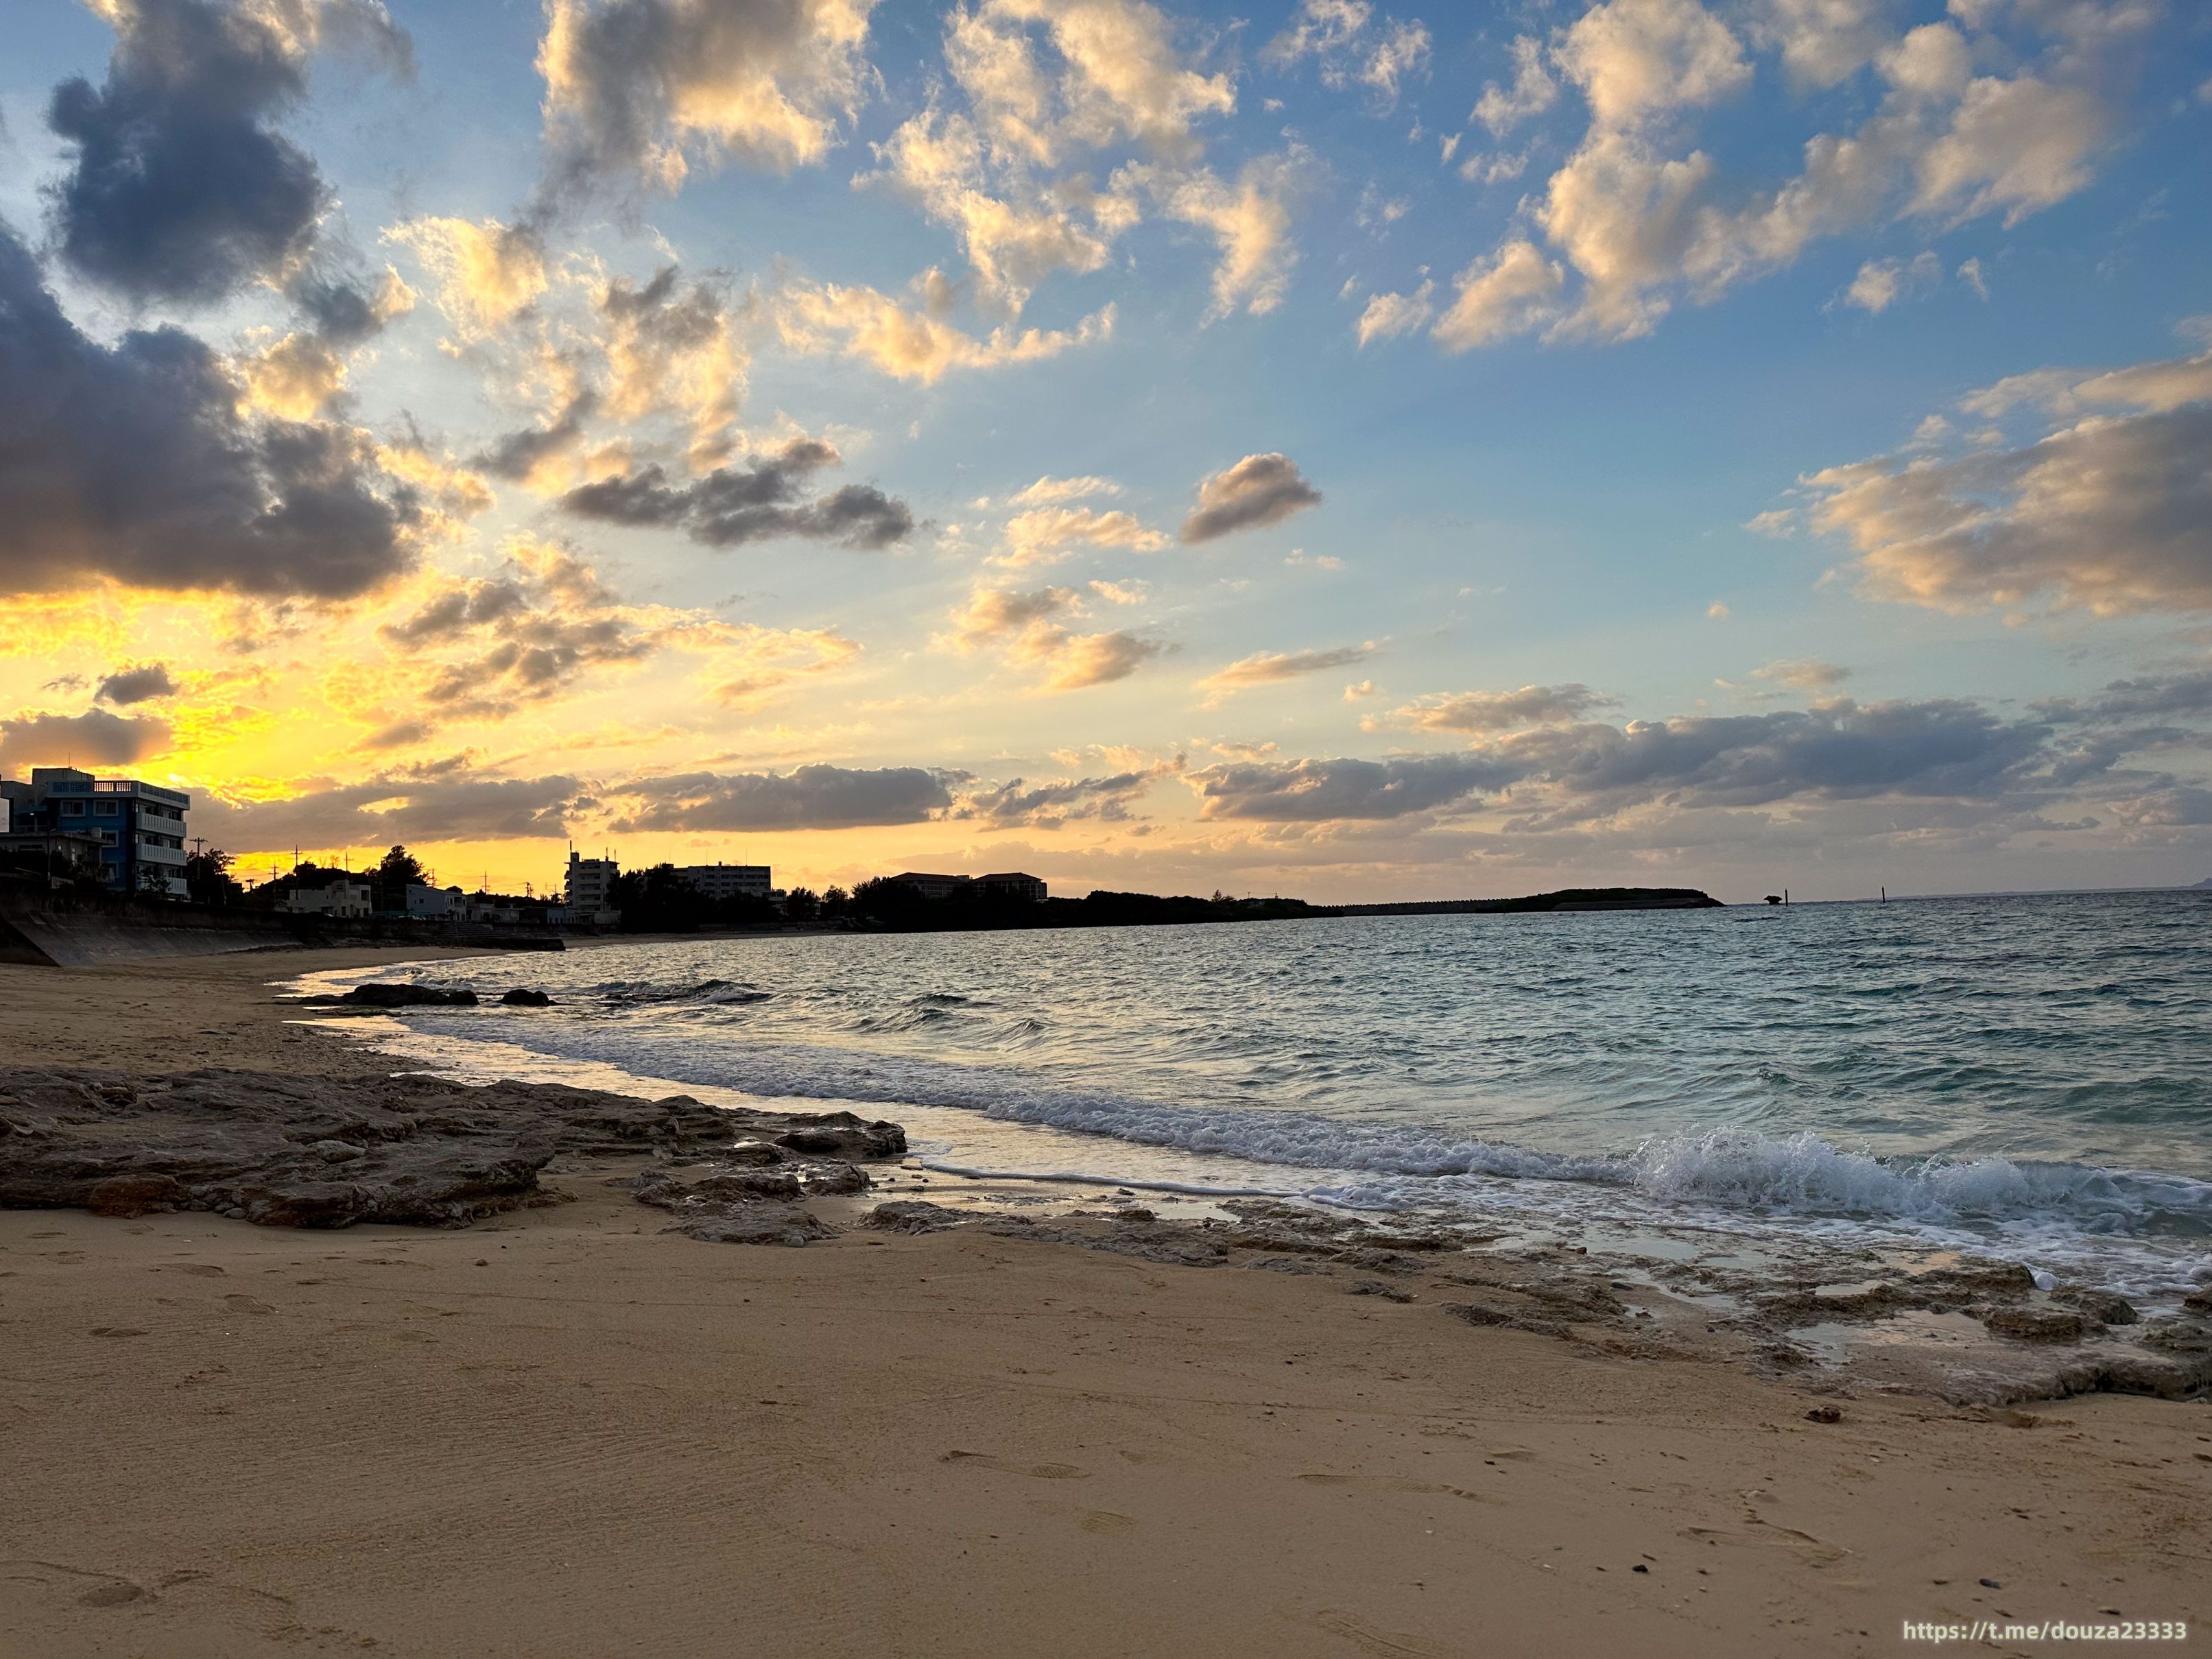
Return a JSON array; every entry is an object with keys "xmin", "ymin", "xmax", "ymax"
[
  {"xmin": 0, "ymin": 1065, "xmax": 905, "ymax": 1231},
  {"xmin": 3, "ymin": 985, "xmax": 2207, "ymax": 1410}
]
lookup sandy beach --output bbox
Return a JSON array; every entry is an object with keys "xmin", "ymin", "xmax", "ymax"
[{"xmin": 4, "ymin": 948, "xmax": 2209, "ymax": 1659}]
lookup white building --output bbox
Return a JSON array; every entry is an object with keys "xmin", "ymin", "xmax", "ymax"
[
  {"xmin": 407, "ymin": 883, "xmax": 464, "ymax": 920},
  {"xmin": 565, "ymin": 852, "xmax": 617, "ymax": 909},
  {"xmin": 674, "ymin": 863, "xmax": 772, "ymax": 900},
  {"xmin": 287, "ymin": 879, "xmax": 373, "ymax": 918}
]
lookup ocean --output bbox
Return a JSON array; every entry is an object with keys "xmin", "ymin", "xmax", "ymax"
[{"xmin": 291, "ymin": 890, "xmax": 2212, "ymax": 1302}]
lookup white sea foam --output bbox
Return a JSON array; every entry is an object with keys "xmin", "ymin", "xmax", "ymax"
[{"xmin": 399, "ymin": 1015, "xmax": 2212, "ymax": 1241}]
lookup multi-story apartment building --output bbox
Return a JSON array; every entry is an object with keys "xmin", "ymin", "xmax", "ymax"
[
  {"xmin": 564, "ymin": 851, "xmax": 618, "ymax": 909},
  {"xmin": 673, "ymin": 863, "xmax": 772, "ymax": 901},
  {"xmin": 3, "ymin": 768, "xmax": 191, "ymax": 897}
]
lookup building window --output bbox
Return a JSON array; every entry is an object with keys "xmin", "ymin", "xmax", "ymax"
[
  {"xmin": 62, "ymin": 800, "xmax": 84, "ymax": 815},
  {"xmin": 94, "ymin": 801, "xmax": 118, "ymax": 815}
]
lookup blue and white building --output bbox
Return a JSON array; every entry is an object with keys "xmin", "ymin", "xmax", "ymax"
[{"xmin": 3, "ymin": 768, "xmax": 191, "ymax": 897}]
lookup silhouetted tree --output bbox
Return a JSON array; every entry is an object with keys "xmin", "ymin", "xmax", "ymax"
[{"xmin": 184, "ymin": 847, "xmax": 243, "ymax": 907}]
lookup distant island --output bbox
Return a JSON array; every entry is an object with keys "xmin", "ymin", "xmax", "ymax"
[{"xmin": 661, "ymin": 882, "xmax": 1726, "ymax": 935}]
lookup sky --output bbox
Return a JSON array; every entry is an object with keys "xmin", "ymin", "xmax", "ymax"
[{"xmin": 1, "ymin": 0, "xmax": 2209, "ymax": 903}]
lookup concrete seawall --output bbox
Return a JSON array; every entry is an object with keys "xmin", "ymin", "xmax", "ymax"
[{"xmin": 0, "ymin": 894, "xmax": 564, "ymax": 968}]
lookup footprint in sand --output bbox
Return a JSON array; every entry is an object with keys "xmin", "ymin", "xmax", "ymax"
[
  {"xmin": 1308, "ymin": 1608, "xmax": 1462, "ymax": 1658},
  {"xmin": 1079, "ymin": 1510, "xmax": 1137, "ymax": 1535},
  {"xmin": 168, "ymin": 1264, "xmax": 225, "ymax": 1277},
  {"xmin": 940, "ymin": 1450, "xmax": 1090, "ymax": 1480},
  {"xmin": 87, "ymin": 1327, "xmax": 148, "ymax": 1339},
  {"xmin": 1296, "ymin": 1474, "xmax": 1499, "ymax": 1504},
  {"xmin": 222, "ymin": 1295, "xmax": 273, "ymax": 1315}
]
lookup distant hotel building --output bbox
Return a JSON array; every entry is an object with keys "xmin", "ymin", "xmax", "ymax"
[
  {"xmin": 565, "ymin": 851, "xmax": 619, "ymax": 909},
  {"xmin": 674, "ymin": 863, "xmax": 772, "ymax": 901},
  {"xmin": 0, "ymin": 768, "xmax": 190, "ymax": 897},
  {"xmin": 888, "ymin": 870, "xmax": 1047, "ymax": 903}
]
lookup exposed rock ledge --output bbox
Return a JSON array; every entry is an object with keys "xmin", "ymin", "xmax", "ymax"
[{"xmin": 0, "ymin": 1068, "xmax": 904, "ymax": 1230}]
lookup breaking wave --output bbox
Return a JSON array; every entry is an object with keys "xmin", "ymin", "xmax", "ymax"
[{"xmin": 403, "ymin": 1016, "xmax": 2212, "ymax": 1240}]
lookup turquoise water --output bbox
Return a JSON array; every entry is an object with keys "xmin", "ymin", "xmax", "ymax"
[{"xmin": 297, "ymin": 890, "xmax": 2212, "ymax": 1291}]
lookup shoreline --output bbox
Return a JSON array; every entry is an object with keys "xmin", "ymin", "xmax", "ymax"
[{"xmin": 3, "ymin": 949, "xmax": 2209, "ymax": 1656}]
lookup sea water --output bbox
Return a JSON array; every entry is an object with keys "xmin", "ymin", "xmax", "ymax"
[{"xmin": 289, "ymin": 890, "xmax": 2212, "ymax": 1299}]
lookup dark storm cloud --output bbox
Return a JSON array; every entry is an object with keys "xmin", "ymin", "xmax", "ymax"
[
  {"xmin": 95, "ymin": 663, "xmax": 179, "ymax": 704},
  {"xmin": 288, "ymin": 270, "xmax": 394, "ymax": 346},
  {"xmin": 380, "ymin": 580, "xmax": 533, "ymax": 646},
  {"xmin": 1178, "ymin": 453, "xmax": 1323, "ymax": 543},
  {"xmin": 191, "ymin": 770, "xmax": 587, "ymax": 850},
  {"xmin": 0, "ymin": 708, "xmax": 171, "ymax": 769},
  {"xmin": 43, "ymin": 0, "xmax": 411, "ymax": 306},
  {"xmin": 1492, "ymin": 700, "xmax": 2054, "ymax": 809},
  {"xmin": 559, "ymin": 441, "xmax": 913, "ymax": 549},
  {"xmin": 958, "ymin": 769, "xmax": 1163, "ymax": 827},
  {"xmin": 1193, "ymin": 754, "xmax": 1519, "ymax": 820},
  {"xmin": 473, "ymin": 398, "xmax": 595, "ymax": 483},
  {"xmin": 1193, "ymin": 699, "xmax": 2071, "ymax": 823},
  {"xmin": 606, "ymin": 765, "xmax": 957, "ymax": 831},
  {"xmin": 2038, "ymin": 672, "xmax": 2212, "ymax": 726},
  {"xmin": 0, "ymin": 222, "xmax": 417, "ymax": 599}
]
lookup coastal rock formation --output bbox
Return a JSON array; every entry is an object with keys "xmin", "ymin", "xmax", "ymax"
[
  {"xmin": 499, "ymin": 988, "xmax": 554, "ymax": 1007},
  {"xmin": 298, "ymin": 983, "xmax": 479, "ymax": 1008},
  {"xmin": 0, "ymin": 1068, "xmax": 905, "ymax": 1230}
]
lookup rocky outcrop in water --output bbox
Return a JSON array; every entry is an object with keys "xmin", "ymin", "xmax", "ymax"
[
  {"xmin": 298, "ymin": 983, "xmax": 479, "ymax": 1008},
  {"xmin": 0, "ymin": 1068, "xmax": 905, "ymax": 1230}
]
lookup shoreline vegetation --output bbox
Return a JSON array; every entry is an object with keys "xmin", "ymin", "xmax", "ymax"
[
  {"xmin": 613, "ymin": 879, "xmax": 1728, "ymax": 936},
  {"xmin": 1, "ymin": 947, "xmax": 2207, "ymax": 1657},
  {"xmin": 0, "ymin": 868, "xmax": 1724, "ymax": 966}
]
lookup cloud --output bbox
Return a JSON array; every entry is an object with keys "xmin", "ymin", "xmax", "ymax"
[
  {"xmin": 1263, "ymin": 1, "xmax": 1432, "ymax": 110},
  {"xmin": 1143, "ymin": 154, "xmax": 1305, "ymax": 319},
  {"xmin": 1000, "ymin": 504, "xmax": 1167, "ymax": 566},
  {"xmin": 194, "ymin": 768, "xmax": 586, "ymax": 850},
  {"xmin": 1197, "ymin": 642, "xmax": 1375, "ymax": 700},
  {"xmin": 775, "ymin": 274, "xmax": 1113, "ymax": 382},
  {"xmin": 1008, "ymin": 475, "xmax": 1121, "ymax": 505},
  {"xmin": 44, "ymin": 0, "xmax": 410, "ymax": 305},
  {"xmin": 940, "ymin": 583, "xmax": 1082, "ymax": 652},
  {"xmin": 857, "ymin": 0, "xmax": 1238, "ymax": 318},
  {"xmin": 473, "ymin": 398, "xmax": 597, "ymax": 490},
  {"xmin": 940, "ymin": 582, "xmax": 1165, "ymax": 691},
  {"xmin": 95, "ymin": 663, "xmax": 179, "ymax": 704},
  {"xmin": 238, "ymin": 268, "xmax": 416, "ymax": 419},
  {"xmin": 1193, "ymin": 695, "xmax": 2069, "ymax": 823},
  {"xmin": 379, "ymin": 549, "xmax": 650, "ymax": 719},
  {"xmin": 384, "ymin": 217, "xmax": 549, "ymax": 342},
  {"xmin": 1803, "ymin": 341, "xmax": 2212, "ymax": 614},
  {"xmin": 1473, "ymin": 34, "xmax": 1556, "ymax": 134},
  {"xmin": 1179, "ymin": 453, "xmax": 1323, "ymax": 542},
  {"xmin": 0, "ymin": 222, "xmax": 419, "ymax": 600},
  {"xmin": 1355, "ymin": 279, "xmax": 1434, "ymax": 346},
  {"xmin": 1556, "ymin": 0, "xmax": 1750, "ymax": 132},
  {"xmin": 597, "ymin": 266, "xmax": 749, "ymax": 462},
  {"xmin": 604, "ymin": 764, "xmax": 955, "ymax": 831},
  {"xmin": 1420, "ymin": 2, "xmax": 2137, "ymax": 350},
  {"xmin": 1750, "ymin": 0, "xmax": 1892, "ymax": 88},
  {"xmin": 558, "ymin": 440, "xmax": 912, "ymax": 550},
  {"xmin": 959, "ymin": 765, "xmax": 1169, "ymax": 826},
  {"xmin": 1750, "ymin": 658, "xmax": 1851, "ymax": 689},
  {"xmin": 1428, "ymin": 240, "xmax": 1565, "ymax": 352},
  {"xmin": 536, "ymin": 0, "xmax": 878, "ymax": 193},
  {"xmin": 861, "ymin": 109, "xmax": 1128, "ymax": 314},
  {"xmin": 0, "ymin": 707, "xmax": 172, "ymax": 769},
  {"xmin": 1193, "ymin": 752, "xmax": 1517, "ymax": 820},
  {"xmin": 1391, "ymin": 683, "xmax": 1615, "ymax": 732},
  {"xmin": 1030, "ymin": 628, "xmax": 1165, "ymax": 690},
  {"xmin": 957, "ymin": 0, "xmax": 1235, "ymax": 165},
  {"xmin": 1841, "ymin": 250, "xmax": 1942, "ymax": 313}
]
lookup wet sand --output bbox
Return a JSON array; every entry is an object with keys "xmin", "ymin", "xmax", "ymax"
[{"xmin": 3, "ymin": 950, "xmax": 2208, "ymax": 1658}]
